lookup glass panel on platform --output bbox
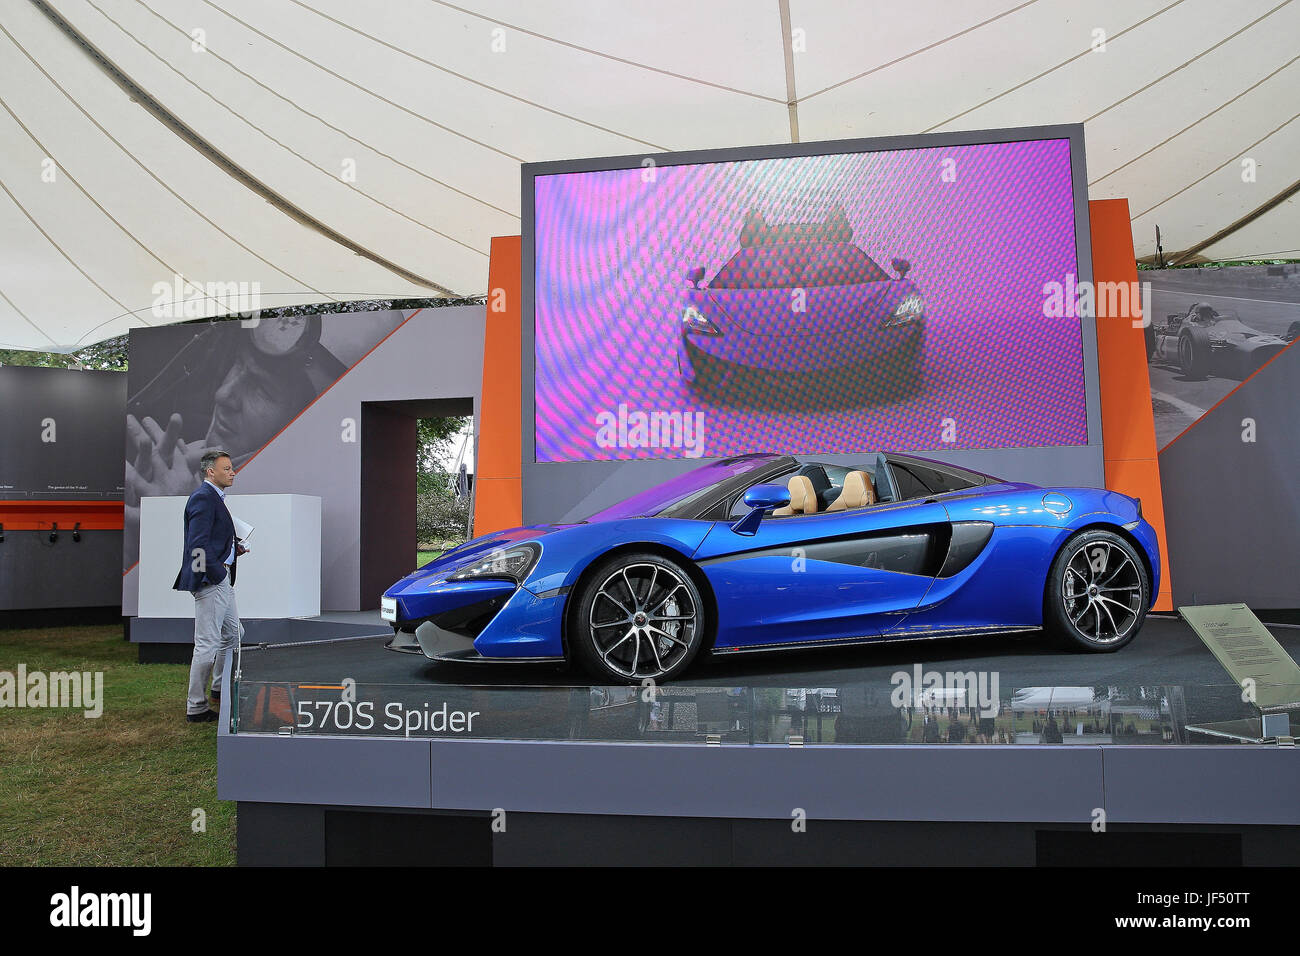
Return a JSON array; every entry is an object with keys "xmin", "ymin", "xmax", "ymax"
[{"xmin": 229, "ymin": 663, "xmax": 1297, "ymax": 746}]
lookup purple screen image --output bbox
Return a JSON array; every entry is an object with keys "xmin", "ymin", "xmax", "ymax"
[{"xmin": 533, "ymin": 138, "xmax": 1087, "ymax": 463}]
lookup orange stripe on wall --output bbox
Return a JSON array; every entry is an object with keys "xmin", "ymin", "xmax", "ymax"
[
  {"xmin": 1089, "ymin": 198, "xmax": 1173, "ymax": 611},
  {"xmin": 473, "ymin": 235, "xmax": 524, "ymax": 536},
  {"xmin": 0, "ymin": 500, "xmax": 124, "ymax": 530}
]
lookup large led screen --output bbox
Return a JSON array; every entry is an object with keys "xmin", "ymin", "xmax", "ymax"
[{"xmin": 533, "ymin": 137, "xmax": 1087, "ymax": 463}]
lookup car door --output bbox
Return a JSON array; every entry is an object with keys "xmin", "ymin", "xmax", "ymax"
[{"xmin": 693, "ymin": 493, "xmax": 952, "ymax": 651}]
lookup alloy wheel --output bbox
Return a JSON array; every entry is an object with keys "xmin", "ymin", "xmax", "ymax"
[
  {"xmin": 1060, "ymin": 540, "xmax": 1143, "ymax": 645},
  {"xmin": 587, "ymin": 562, "xmax": 698, "ymax": 679}
]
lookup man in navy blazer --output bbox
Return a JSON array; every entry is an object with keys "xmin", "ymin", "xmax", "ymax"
[{"xmin": 175, "ymin": 449, "xmax": 247, "ymax": 722}]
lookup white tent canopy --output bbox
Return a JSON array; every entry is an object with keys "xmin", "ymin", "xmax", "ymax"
[{"xmin": 2, "ymin": 0, "xmax": 1297, "ymax": 351}]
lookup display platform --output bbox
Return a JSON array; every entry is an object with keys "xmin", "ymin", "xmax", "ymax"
[{"xmin": 218, "ymin": 615, "xmax": 1300, "ymax": 865}]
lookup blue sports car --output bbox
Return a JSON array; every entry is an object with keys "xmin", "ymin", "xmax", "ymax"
[{"xmin": 382, "ymin": 453, "xmax": 1160, "ymax": 683}]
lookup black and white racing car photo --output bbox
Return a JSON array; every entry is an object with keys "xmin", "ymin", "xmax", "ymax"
[{"xmin": 1145, "ymin": 301, "xmax": 1298, "ymax": 380}]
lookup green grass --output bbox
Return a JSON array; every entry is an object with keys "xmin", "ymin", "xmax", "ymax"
[
  {"xmin": 0, "ymin": 625, "xmax": 235, "ymax": 866},
  {"xmin": 417, "ymin": 550, "xmax": 442, "ymax": 568}
]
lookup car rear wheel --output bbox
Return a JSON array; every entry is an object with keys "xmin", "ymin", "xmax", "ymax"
[
  {"xmin": 570, "ymin": 553, "xmax": 706, "ymax": 683},
  {"xmin": 1178, "ymin": 326, "xmax": 1211, "ymax": 380},
  {"xmin": 1043, "ymin": 530, "xmax": 1149, "ymax": 652}
]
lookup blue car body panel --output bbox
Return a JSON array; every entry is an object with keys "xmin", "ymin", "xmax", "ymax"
[{"xmin": 382, "ymin": 456, "xmax": 1161, "ymax": 667}]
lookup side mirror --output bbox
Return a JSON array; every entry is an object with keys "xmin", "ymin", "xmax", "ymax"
[
  {"xmin": 686, "ymin": 267, "xmax": 706, "ymax": 289},
  {"xmin": 729, "ymin": 483, "xmax": 790, "ymax": 536},
  {"xmin": 892, "ymin": 258, "xmax": 911, "ymax": 280}
]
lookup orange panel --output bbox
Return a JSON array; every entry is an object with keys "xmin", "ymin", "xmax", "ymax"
[
  {"xmin": 471, "ymin": 478, "xmax": 523, "ymax": 540},
  {"xmin": 1103, "ymin": 458, "xmax": 1173, "ymax": 611},
  {"xmin": 1089, "ymin": 198, "xmax": 1172, "ymax": 611},
  {"xmin": 473, "ymin": 236, "xmax": 524, "ymax": 536},
  {"xmin": 0, "ymin": 500, "xmax": 124, "ymax": 530}
]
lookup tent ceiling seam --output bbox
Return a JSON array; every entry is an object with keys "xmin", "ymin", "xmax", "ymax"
[
  {"xmin": 1131, "ymin": 109, "xmax": 1300, "ymax": 220},
  {"xmin": 0, "ymin": 284, "xmax": 62, "ymax": 349},
  {"xmin": 87, "ymin": 0, "xmax": 491, "ymax": 258},
  {"xmin": 778, "ymin": 0, "xmax": 798, "ymax": 142},
  {"xmin": 198, "ymin": 0, "xmax": 526, "ymax": 164},
  {"xmin": 7, "ymin": 6, "xmax": 327, "ymax": 297},
  {"xmin": 1082, "ymin": 0, "xmax": 1293, "ymax": 129},
  {"xmin": 29, "ymin": 0, "xmax": 453, "ymax": 294},
  {"xmin": 799, "ymin": 0, "xmax": 1043, "ymax": 103},
  {"xmin": 922, "ymin": 0, "xmax": 1190, "ymax": 134},
  {"xmin": 128, "ymin": 0, "xmax": 517, "ymax": 220},
  {"xmin": 1169, "ymin": 177, "xmax": 1300, "ymax": 265},
  {"xmin": 0, "ymin": 90, "xmax": 194, "ymax": 307},
  {"xmin": 280, "ymin": 0, "xmax": 668, "ymax": 153},
  {"xmin": 0, "ymin": 168, "xmax": 132, "ymax": 315},
  {"xmin": 427, "ymin": 0, "xmax": 785, "ymax": 104},
  {"xmin": 1089, "ymin": 53, "xmax": 1300, "ymax": 187}
]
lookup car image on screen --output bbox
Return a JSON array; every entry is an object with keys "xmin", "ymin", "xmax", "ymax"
[{"xmin": 676, "ymin": 206, "xmax": 926, "ymax": 401}]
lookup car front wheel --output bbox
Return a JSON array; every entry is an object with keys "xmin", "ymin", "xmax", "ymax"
[
  {"xmin": 1043, "ymin": 530, "xmax": 1149, "ymax": 652},
  {"xmin": 570, "ymin": 553, "xmax": 706, "ymax": 683}
]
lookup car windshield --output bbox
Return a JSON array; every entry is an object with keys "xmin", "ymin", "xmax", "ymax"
[
  {"xmin": 709, "ymin": 242, "xmax": 890, "ymax": 290},
  {"xmin": 582, "ymin": 455, "xmax": 786, "ymax": 521}
]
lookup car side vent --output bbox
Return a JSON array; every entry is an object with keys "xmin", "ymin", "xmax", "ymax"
[{"xmin": 937, "ymin": 521, "xmax": 995, "ymax": 578}]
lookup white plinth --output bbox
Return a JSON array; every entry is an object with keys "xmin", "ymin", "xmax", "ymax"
[{"xmin": 138, "ymin": 494, "xmax": 321, "ymax": 619}]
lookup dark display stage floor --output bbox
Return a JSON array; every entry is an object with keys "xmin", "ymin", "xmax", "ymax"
[{"xmin": 239, "ymin": 613, "xmax": 1295, "ymax": 689}]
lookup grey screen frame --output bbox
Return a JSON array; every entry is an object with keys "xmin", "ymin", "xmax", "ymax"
[{"xmin": 521, "ymin": 124, "xmax": 1102, "ymax": 525}]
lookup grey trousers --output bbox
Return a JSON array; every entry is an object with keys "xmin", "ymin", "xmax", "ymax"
[{"xmin": 187, "ymin": 575, "xmax": 243, "ymax": 715}]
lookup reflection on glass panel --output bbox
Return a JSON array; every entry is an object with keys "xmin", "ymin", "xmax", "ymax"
[{"xmin": 229, "ymin": 666, "xmax": 1293, "ymax": 746}]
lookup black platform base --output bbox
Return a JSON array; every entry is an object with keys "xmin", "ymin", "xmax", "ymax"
[
  {"xmin": 138, "ymin": 642, "xmax": 199, "ymax": 664},
  {"xmin": 0, "ymin": 606, "xmax": 122, "ymax": 630},
  {"xmin": 237, "ymin": 802, "xmax": 1298, "ymax": 866}
]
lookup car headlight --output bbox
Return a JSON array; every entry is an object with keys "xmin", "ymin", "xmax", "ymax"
[
  {"xmin": 682, "ymin": 305, "xmax": 721, "ymax": 335},
  {"xmin": 448, "ymin": 543, "xmax": 540, "ymax": 582},
  {"xmin": 886, "ymin": 294, "xmax": 924, "ymax": 326}
]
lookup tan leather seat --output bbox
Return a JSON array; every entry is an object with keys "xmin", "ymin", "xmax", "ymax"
[
  {"xmin": 772, "ymin": 475, "xmax": 818, "ymax": 516},
  {"xmin": 825, "ymin": 470, "xmax": 876, "ymax": 512}
]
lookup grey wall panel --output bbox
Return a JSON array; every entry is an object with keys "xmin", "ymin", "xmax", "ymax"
[
  {"xmin": 429, "ymin": 740, "xmax": 1103, "ymax": 823},
  {"xmin": 1102, "ymin": 747, "xmax": 1300, "ymax": 825},
  {"xmin": 0, "ymin": 366, "xmax": 126, "ymax": 500},
  {"xmin": 1157, "ymin": 340, "xmax": 1300, "ymax": 608},
  {"xmin": 218, "ymin": 734, "xmax": 433, "ymax": 808},
  {"xmin": 0, "ymin": 529, "xmax": 121, "ymax": 610},
  {"xmin": 221, "ymin": 731, "xmax": 1297, "ymax": 826}
]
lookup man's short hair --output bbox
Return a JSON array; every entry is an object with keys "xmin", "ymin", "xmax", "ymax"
[{"xmin": 200, "ymin": 449, "xmax": 231, "ymax": 477}]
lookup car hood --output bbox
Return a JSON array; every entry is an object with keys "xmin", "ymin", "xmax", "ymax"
[
  {"xmin": 702, "ymin": 280, "xmax": 915, "ymax": 335},
  {"xmin": 395, "ymin": 523, "xmax": 573, "ymax": 585}
]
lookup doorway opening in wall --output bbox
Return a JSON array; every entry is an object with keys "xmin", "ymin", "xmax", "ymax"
[
  {"xmin": 359, "ymin": 397, "xmax": 473, "ymax": 610},
  {"xmin": 417, "ymin": 413, "xmax": 474, "ymax": 569}
]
